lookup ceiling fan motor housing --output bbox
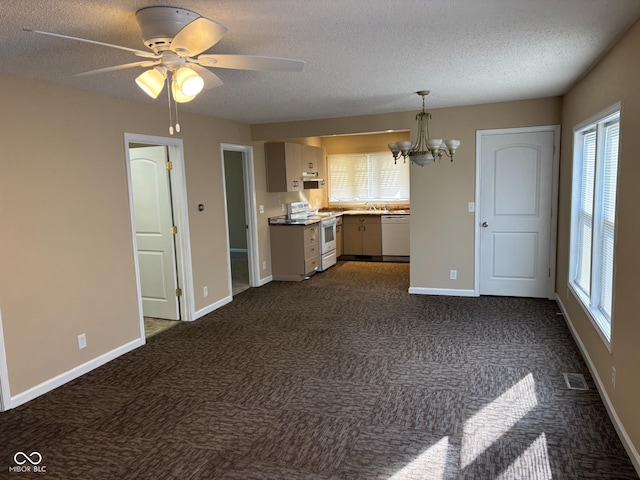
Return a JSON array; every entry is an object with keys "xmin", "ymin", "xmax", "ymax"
[{"xmin": 136, "ymin": 7, "xmax": 200, "ymax": 53}]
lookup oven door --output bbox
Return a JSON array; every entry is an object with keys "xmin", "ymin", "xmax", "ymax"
[{"xmin": 320, "ymin": 218, "xmax": 337, "ymax": 254}]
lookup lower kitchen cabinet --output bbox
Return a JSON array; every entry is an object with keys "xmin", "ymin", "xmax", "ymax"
[
  {"xmin": 342, "ymin": 215, "xmax": 382, "ymax": 257},
  {"xmin": 270, "ymin": 224, "xmax": 321, "ymax": 281}
]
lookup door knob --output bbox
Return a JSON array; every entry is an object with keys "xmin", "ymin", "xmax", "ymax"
[{"xmin": 482, "ymin": 222, "xmax": 489, "ymax": 227}]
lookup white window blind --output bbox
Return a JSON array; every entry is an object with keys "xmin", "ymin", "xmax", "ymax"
[
  {"xmin": 570, "ymin": 106, "xmax": 620, "ymax": 345},
  {"xmin": 328, "ymin": 152, "xmax": 410, "ymax": 203}
]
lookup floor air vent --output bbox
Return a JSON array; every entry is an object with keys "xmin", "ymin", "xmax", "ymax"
[{"xmin": 563, "ymin": 373, "xmax": 588, "ymax": 390}]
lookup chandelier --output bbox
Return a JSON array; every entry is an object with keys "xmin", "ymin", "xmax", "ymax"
[{"xmin": 388, "ymin": 91, "xmax": 461, "ymax": 166}]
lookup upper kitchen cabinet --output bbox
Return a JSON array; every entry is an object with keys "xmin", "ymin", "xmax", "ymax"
[
  {"xmin": 265, "ymin": 142, "xmax": 303, "ymax": 192},
  {"xmin": 265, "ymin": 142, "xmax": 326, "ymax": 192},
  {"xmin": 302, "ymin": 145, "xmax": 326, "ymax": 189}
]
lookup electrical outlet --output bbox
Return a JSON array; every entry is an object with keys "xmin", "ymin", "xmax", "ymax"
[
  {"xmin": 259, "ymin": 204, "xmax": 264, "ymax": 214},
  {"xmin": 611, "ymin": 367, "xmax": 616, "ymax": 389},
  {"xmin": 468, "ymin": 202, "xmax": 475, "ymax": 213},
  {"xmin": 263, "ymin": 260, "xmax": 267, "ymax": 270},
  {"xmin": 203, "ymin": 286, "xmax": 208, "ymax": 297},
  {"xmin": 450, "ymin": 269, "xmax": 457, "ymax": 280},
  {"xmin": 78, "ymin": 334, "xmax": 87, "ymax": 350}
]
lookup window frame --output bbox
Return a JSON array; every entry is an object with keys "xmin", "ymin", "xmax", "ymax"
[
  {"xmin": 326, "ymin": 152, "xmax": 410, "ymax": 207},
  {"xmin": 569, "ymin": 102, "xmax": 621, "ymax": 351}
]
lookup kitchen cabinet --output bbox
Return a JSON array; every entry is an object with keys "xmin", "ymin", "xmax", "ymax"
[
  {"xmin": 342, "ymin": 215, "xmax": 382, "ymax": 257},
  {"xmin": 302, "ymin": 145, "xmax": 327, "ymax": 189},
  {"xmin": 265, "ymin": 142, "xmax": 326, "ymax": 192},
  {"xmin": 269, "ymin": 224, "xmax": 321, "ymax": 281},
  {"xmin": 265, "ymin": 142, "xmax": 303, "ymax": 192}
]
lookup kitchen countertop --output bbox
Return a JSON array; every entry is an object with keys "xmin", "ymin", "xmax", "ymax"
[
  {"xmin": 341, "ymin": 209, "xmax": 410, "ymax": 215},
  {"xmin": 268, "ymin": 212, "xmax": 342, "ymax": 225},
  {"xmin": 269, "ymin": 209, "xmax": 410, "ymax": 225}
]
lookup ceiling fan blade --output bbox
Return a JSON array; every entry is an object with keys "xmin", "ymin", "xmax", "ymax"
[
  {"xmin": 170, "ymin": 17, "xmax": 228, "ymax": 57},
  {"xmin": 196, "ymin": 54, "xmax": 305, "ymax": 72},
  {"xmin": 24, "ymin": 29, "xmax": 159, "ymax": 59},
  {"xmin": 72, "ymin": 60, "xmax": 162, "ymax": 77},
  {"xmin": 189, "ymin": 64, "xmax": 224, "ymax": 90}
]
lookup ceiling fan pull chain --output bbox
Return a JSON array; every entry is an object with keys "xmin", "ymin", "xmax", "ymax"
[
  {"xmin": 166, "ymin": 75, "xmax": 174, "ymax": 135},
  {"xmin": 174, "ymin": 93, "xmax": 181, "ymax": 133}
]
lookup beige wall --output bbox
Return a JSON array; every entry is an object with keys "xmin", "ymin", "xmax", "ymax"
[
  {"xmin": 252, "ymin": 97, "xmax": 562, "ymax": 290},
  {"xmin": 0, "ymin": 73, "xmax": 251, "ymax": 396},
  {"xmin": 558, "ymin": 20, "xmax": 640, "ymax": 455}
]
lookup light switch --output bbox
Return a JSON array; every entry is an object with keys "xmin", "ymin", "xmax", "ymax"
[
  {"xmin": 468, "ymin": 202, "xmax": 475, "ymax": 213},
  {"xmin": 259, "ymin": 205, "xmax": 264, "ymax": 214}
]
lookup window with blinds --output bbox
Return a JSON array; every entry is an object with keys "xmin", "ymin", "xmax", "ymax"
[
  {"xmin": 327, "ymin": 152, "xmax": 410, "ymax": 203},
  {"xmin": 569, "ymin": 105, "xmax": 620, "ymax": 346}
]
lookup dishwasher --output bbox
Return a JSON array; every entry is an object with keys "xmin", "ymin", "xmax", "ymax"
[{"xmin": 381, "ymin": 214, "xmax": 410, "ymax": 261}]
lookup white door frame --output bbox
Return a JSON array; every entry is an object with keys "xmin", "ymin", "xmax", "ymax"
[
  {"xmin": 124, "ymin": 133, "xmax": 195, "ymax": 336},
  {"xmin": 474, "ymin": 125, "xmax": 561, "ymax": 299},
  {"xmin": 220, "ymin": 143, "xmax": 261, "ymax": 290},
  {"xmin": 0, "ymin": 308, "xmax": 10, "ymax": 411}
]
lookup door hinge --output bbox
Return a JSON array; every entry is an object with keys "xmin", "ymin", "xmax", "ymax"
[
  {"xmin": 170, "ymin": 226, "xmax": 178, "ymax": 234},
  {"xmin": 176, "ymin": 288, "xmax": 182, "ymax": 297},
  {"xmin": 166, "ymin": 161, "xmax": 173, "ymax": 170}
]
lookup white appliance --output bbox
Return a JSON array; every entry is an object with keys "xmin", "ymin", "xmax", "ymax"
[
  {"xmin": 381, "ymin": 214, "xmax": 410, "ymax": 261},
  {"xmin": 286, "ymin": 201, "xmax": 311, "ymax": 221},
  {"xmin": 318, "ymin": 216, "xmax": 337, "ymax": 271}
]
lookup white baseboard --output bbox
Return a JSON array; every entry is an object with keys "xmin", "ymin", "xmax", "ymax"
[
  {"xmin": 257, "ymin": 275, "xmax": 273, "ymax": 287},
  {"xmin": 8, "ymin": 338, "xmax": 144, "ymax": 410},
  {"xmin": 556, "ymin": 295, "xmax": 640, "ymax": 475},
  {"xmin": 408, "ymin": 287, "xmax": 477, "ymax": 297},
  {"xmin": 194, "ymin": 295, "xmax": 233, "ymax": 320}
]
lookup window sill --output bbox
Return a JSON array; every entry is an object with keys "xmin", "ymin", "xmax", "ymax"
[{"xmin": 568, "ymin": 283, "xmax": 612, "ymax": 353}]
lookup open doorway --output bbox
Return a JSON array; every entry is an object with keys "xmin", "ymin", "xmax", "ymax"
[
  {"xmin": 221, "ymin": 144, "xmax": 260, "ymax": 296},
  {"xmin": 125, "ymin": 133, "xmax": 194, "ymax": 340}
]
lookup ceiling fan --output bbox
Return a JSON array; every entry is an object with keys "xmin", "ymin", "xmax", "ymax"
[{"xmin": 25, "ymin": 6, "xmax": 304, "ymax": 129}]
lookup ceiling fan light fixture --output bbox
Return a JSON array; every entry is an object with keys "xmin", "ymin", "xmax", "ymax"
[
  {"xmin": 174, "ymin": 67, "xmax": 204, "ymax": 97},
  {"xmin": 171, "ymin": 80, "xmax": 196, "ymax": 103},
  {"xmin": 135, "ymin": 67, "xmax": 166, "ymax": 98}
]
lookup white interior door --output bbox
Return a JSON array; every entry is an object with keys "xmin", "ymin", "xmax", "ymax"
[
  {"xmin": 479, "ymin": 129, "xmax": 555, "ymax": 298},
  {"xmin": 130, "ymin": 146, "xmax": 180, "ymax": 320}
]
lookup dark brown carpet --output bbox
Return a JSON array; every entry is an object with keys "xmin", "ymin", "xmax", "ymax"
[{"xmin": 1, "ymin": 261, "xmax": 638, "ymax": 479}]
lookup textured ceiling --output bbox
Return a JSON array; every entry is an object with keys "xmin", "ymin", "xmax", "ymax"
[{"xmin": 2, "ymin": 1, "xmax": 640, "ymax": 124}]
